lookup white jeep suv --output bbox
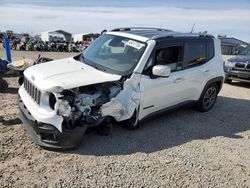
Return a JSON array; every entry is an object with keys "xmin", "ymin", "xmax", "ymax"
[{"xmin": 18, "ymin": 27, "xmax": 224, "ymax": 149}]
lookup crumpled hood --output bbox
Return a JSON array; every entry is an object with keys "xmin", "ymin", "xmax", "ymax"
[
  {"xmin": 228, "ymin": 55, "xmax": 250, "ymax": 64},
  {"xmin": 24, "ymin": 57, "xmax": 121, "ymax": 91}
]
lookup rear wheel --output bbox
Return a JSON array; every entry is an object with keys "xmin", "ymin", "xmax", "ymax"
[{"xmin": 196, "ymin": 83, "xmax": 218, "ymax": 112}]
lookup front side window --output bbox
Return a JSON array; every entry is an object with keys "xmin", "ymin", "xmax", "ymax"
[
  {"xmin": 155, "ymin": 46, "xmax": 183, "ymax": 72},
  {"xmin": 81, "ymin": 34, "xmax": 146, "ymax": 75}
]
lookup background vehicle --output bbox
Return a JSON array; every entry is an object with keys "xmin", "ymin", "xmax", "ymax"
[
  {"xmin": 18, "ymin": 27, "xmax": 224, "ymax": 149},
  {"xmin": 224, "ymin": 44, "xmax": 250, "ymax": 83},
  {"xmin": 0, "ymin": 58, "xmax": 9, "ymax": 92},
  {"xmin": 7, "ymin": 55, "xmax": 53, "ymax": 85}
]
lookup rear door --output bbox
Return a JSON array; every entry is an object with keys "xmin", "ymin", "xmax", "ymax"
[{"xmin": 182, "ymin": 38, "xmax": 215, "ymax": 100}]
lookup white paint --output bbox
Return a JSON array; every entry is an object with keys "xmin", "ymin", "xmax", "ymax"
[
  {"xmin": 134, "ymin": 40, "xmax": 156, "ymax": 73},
  {"xmin": 24, "ymin": 57, "xmax": 121, "ymax": 92},
  {"xmin": 106, "ymin": 32, "xmax": 149, "ymax": 42},
  {"xmin": 100, "ymin": 39, "xmax": 156, "ymax": 121},
  {"xmin": 19, "ymin": 33, "xmax": 224, "ymax": 134},
  {"xmin": 139, "ymin": 38, "xmax": 224, "ymax": 120},
  {"xmin": 18, "ymin": 86, "xmax": 64, "ymax": 132},
  {"xmin": 101, "ymin": 73, "xmax": 141, "ymax": 121}
]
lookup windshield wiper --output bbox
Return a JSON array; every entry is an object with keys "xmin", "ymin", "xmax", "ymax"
[
  {"xmin": 81, "ymin": 54, "xmax": 107, "ymax": 72},
  {"xmin": 81, "ymin": 54, "xmax": 85, "ymax": 62},
  {"xmin": 93, "ymin": 64, "xmax": 106, "ymax": 72}
]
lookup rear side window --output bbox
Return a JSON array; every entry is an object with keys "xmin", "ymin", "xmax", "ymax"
[{"xmin": 185, "ymin": 40, "xmax": 214, "ymax": 68}]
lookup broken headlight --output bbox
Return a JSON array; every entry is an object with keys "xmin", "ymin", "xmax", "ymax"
[
  {"xmin": 49, "ymin": 93, "xmax": 57, "ymax": 110},
  {"xmin": 55, "ymin": 99, "xmax": 72, "ymax": 117}
]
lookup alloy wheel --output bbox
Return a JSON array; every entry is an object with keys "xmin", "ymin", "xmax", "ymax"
[{"xmin": 203, "ymin": 86, "xmax": 217, "ymax": 110}]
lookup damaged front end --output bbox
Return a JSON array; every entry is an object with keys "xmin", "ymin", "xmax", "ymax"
[
  {"xmin": 19, "ymin": 80, "xmax": 123, "ymax": 149},
  {"xmin": 18, "ymin": 73, "xmax": 141, "ymax": 149},
  {"xmin": 17, "ymin": 33, "xmax": 151, "ymax": 149},
  {"xmin": 54, "ymin": 81, "xmax": 123, "ymax": 130}
]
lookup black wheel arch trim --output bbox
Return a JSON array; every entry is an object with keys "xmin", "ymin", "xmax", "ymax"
[{"xmin": 200, "ymin": 76, "xmax": 224, "ymax": 99}]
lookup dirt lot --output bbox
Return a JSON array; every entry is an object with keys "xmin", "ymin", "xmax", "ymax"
[{"xmin": 0, "ymin": 48, "xmax": 250, "ymax": 187}]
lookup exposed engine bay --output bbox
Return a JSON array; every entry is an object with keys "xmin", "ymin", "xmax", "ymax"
[{"xmin": 54, "ymin": 81, "xmax": 123, "ymax": 130}]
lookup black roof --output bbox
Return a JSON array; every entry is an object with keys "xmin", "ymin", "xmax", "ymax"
[{"xmin": 110, "ymin": 27, "xmax": 214, "ymax": 40}]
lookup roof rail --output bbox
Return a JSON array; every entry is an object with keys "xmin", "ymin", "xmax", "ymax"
[
  {"xmin": 151, "ymin": 32, "xmax": 214, "ymax": 40},
  {"xmin": 110, "ymin": 27, "xmax": 172, "ymax": 32}
]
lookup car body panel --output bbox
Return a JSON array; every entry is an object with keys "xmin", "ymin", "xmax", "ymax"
[
  {"xmin": 139, "ymin": 38, "xmax": 224, "ymax": 120},
  {"xmin": 224, "ymin": 54, "xmax": 250, "ymax": 82},
  {"xmin": 24, "ymin": 57, "xmax": 122, "ymax": 91},
  {"xmin": 18, "ymin": 30, "xmax": 224, "ymax": 149},
  {"xmin": 106, "ymin": 31, "xmax": 149, "ymax": 43},
  {"xmin": 18, "ymin": 86, "xmax": 64, "ymax": 132},
  {"xmin": 228, "ymin": 55, "xmax": 250, "ymax": 63}
]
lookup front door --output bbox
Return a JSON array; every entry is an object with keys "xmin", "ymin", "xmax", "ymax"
[{"xmin": 139, "ymin": 44, "xmax": 188, "ymax": 119}]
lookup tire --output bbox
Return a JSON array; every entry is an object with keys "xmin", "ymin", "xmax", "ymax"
[
  {"xmin": 0, "ymin": 79, "xmax": 8, "ymax": 92},
  {"xmin": 196, "ymin": 83, "xmax": 218, "ymax": 112},
  {"xmin": 18, "ymin": 76, "xmax": 24, "ymax": 85},
  {"xmin": 123, "ymin": 109, "xmax": 140, "ymax": 130},
  {"xmin": 96, "ymin": 117, "xmax": 113, "ymax": 136},
  {"xmin": 225, "ymin": 79, "xmax": 232, "ymax": 84}
]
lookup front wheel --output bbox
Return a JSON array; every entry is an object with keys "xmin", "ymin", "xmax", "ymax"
[
  {"xmin": 196, "ymin": 83, "xmax": 218, "ymax": 112},
  {"xmin": 96, "ymin": 117, "xmax": 113, "ymax": 136},
  {"xmin": 18, "ymin": 76, "xmax": 24, "ymax": 85},
  {"xmin": 122, "ymin": 109, "xmax": 140, "ymax": 130}
]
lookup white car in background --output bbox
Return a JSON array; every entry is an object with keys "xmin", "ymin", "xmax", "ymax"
[{"xmin": 18, "ymin": 27, "xmax": 224, "ymax": 149}]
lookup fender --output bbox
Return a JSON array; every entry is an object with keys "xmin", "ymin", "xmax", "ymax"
[{"xmin": 199, "ymin": 76, "xmax": 224, "ymax": 99}]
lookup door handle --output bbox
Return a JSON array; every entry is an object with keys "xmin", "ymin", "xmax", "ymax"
[{"xmin": 174, "ymin": 77, "xmax": 185, "ymax": 83}]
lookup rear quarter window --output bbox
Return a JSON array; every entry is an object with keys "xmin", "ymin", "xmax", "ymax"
[{"xmin": 207, "ymin": 41, "xmax": 215, "ymax": 60}]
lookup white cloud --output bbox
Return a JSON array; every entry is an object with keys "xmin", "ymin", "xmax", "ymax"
[{"xmin": 0, "ymin": 4, "xmax": 250, "ymax": 41}]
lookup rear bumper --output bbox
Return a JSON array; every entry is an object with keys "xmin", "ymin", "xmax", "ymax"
[{"xmin": 18, "ymin": 95, "xmax": 87, "ymax": 149}]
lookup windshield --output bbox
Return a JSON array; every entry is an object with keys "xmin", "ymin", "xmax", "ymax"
[
  {"xmin": 81, "ymin": 34, "xmax": 146, "ymax": 75},
  {"xmin": 239, "ymin": 45, "xmax": 250, "ymax": 55}
]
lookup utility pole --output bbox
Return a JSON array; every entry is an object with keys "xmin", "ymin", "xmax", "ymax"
[{"xmin": 4, "ymin": 38, "xmax": 12, "ymax": 63}]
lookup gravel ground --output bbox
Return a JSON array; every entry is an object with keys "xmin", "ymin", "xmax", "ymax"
[{"xmin": 0, "ymin": 48, "xmax": 250, "ymax": 187}]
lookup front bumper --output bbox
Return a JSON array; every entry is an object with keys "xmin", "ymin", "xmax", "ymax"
[
  {"xmin": 225, "ymin": 68, "xmax": 250, "ymax": 83},
  {"xmin": 18, "ymin": 95, "xmax": 87, "ymax": 149}
]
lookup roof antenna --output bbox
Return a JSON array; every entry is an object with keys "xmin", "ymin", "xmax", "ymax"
[
  {"xmin": 190, "ymin": 23, "xmax": 195, "ymax": 33},
  {"xmin": 101, "ymin": 29, "xmax": 107, "ymax": 35}
]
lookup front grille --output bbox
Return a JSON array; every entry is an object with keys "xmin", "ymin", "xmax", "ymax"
[
  {"xmin": 23, "ymin": 77, "xmax": 41, "ymax": 105},
  {"xmin": 235, "ymin": 62, "xmax": 246, "ymax": 69}
]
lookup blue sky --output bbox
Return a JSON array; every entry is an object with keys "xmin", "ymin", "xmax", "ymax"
[
  {"xmin": 2, "ymin": 0, "xmax": 250, "ymax": 9},
  {"xmin": 1, "ymin": 0, "xmax": 250, "ymax": 41}
]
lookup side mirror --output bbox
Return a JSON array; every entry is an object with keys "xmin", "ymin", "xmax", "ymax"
[{"xmin": 152, "ymin": 65, "xmax": 171, "ymax": 77}]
